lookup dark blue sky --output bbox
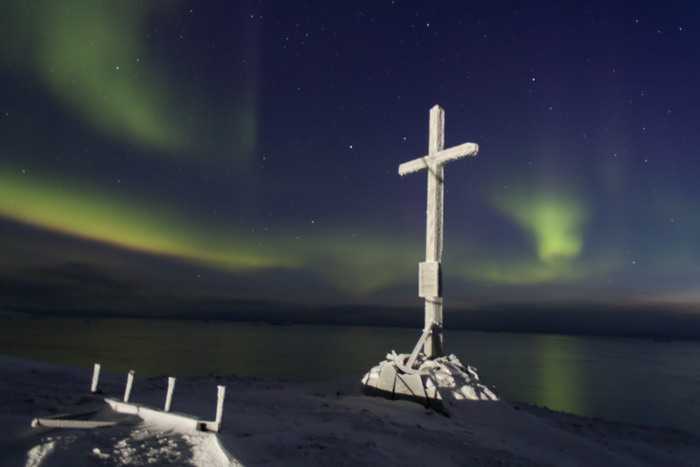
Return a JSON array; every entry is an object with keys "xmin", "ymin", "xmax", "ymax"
[{"xmin": 1, "ymin": 1, "xmax": 699, "ymax": 317}]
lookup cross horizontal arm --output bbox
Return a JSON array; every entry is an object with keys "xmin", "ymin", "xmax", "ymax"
[{"xmin": 398, "ymin": 142, "xmax": 479, "ymax": 176}]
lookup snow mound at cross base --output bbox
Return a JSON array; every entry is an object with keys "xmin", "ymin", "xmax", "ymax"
[{"xmin": 361, "ymin": 352, "xmax": 498, "ymax": 412}]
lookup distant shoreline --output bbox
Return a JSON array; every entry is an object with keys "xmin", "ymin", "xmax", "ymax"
[{"xmin": 2, "ymin": 308, "xmax": 698, "ymax": 342}]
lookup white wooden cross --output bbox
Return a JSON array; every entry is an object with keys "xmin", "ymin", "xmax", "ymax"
[{"xmin": 398, "ymin": 105, "xmax": 479, "ymax": 359}]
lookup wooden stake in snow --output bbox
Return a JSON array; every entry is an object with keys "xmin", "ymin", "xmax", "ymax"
[
  {"xmin": 90, "ymin": 363, "xmax": 101, "ymax": 394},
  {"xmin": 123, "ymin": 370, "xmax": 135, "ymax": 403},
  {"xmin": 215, "ymin": 385, "xmax": 226, "ymax": 428},
  {"xmin": 32, "ymin": 418, "xmax": 119, "ymax": 429},
  {"xmin": 164, "ymin": 377, "xmax": 176, "ymax": 412},
  {"xmin": 398, "ymin": 105, "xmax": 479, "ymax": 358}
]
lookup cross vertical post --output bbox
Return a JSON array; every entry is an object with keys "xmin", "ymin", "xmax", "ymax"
[
  {"xmin": 424, "ymin": 105, "xmax": 445, "ymax": 357},
  {"xmin": 398, "ymin": 105, "xmax": 479, "ymax": 361}
]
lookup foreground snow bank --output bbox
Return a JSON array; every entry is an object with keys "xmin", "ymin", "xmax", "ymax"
[
  {"xmin": 1, "ymin": 355, "xmax": 699, "ymax": 466},
  {"xmin": 0, "ymin": 356, "xmax": 231, "ymax": 467}
]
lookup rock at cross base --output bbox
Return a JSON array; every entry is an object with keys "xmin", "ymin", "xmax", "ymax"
[{"xmin": 361, "ymin": 352, "xmax": 498, "ymax": 414}]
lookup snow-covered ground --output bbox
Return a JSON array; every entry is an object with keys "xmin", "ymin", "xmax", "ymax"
[{"xmin": 1, "ymin": 355, "xmax": 699, "ymax": 466}]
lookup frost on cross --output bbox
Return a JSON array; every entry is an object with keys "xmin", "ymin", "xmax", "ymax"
[{"xmin": 360, "ymin": 105, "xmax": 497, "ymax": 412}]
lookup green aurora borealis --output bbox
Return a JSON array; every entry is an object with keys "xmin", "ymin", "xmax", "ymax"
[
  {"xmin": 0, "ymin": 166, "xmax": 296, "ymax": 271},
  {"xmin": 1, "ymin": 1, "xmax": 700, "ymax": 318},
  {"xmin": 3, "ymin": 1, "xmax": 189, "ymax": 152},
  {"xmin": 0, "ymin": 164, "xmax": 607, "ymax": 298}
]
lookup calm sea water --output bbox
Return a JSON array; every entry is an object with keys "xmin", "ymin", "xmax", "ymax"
[{"xmin": 1, "ymin": 318, "xmax": 699, "ymax": 435}]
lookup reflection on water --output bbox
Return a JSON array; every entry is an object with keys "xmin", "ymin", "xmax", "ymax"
[
  {"xmin": 1, "ymin": 318, "xmax": 699, "ymax": 434},
  {"xmin": 535, "ymin": 335, "xmax": 585, "ymax": 414}
]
